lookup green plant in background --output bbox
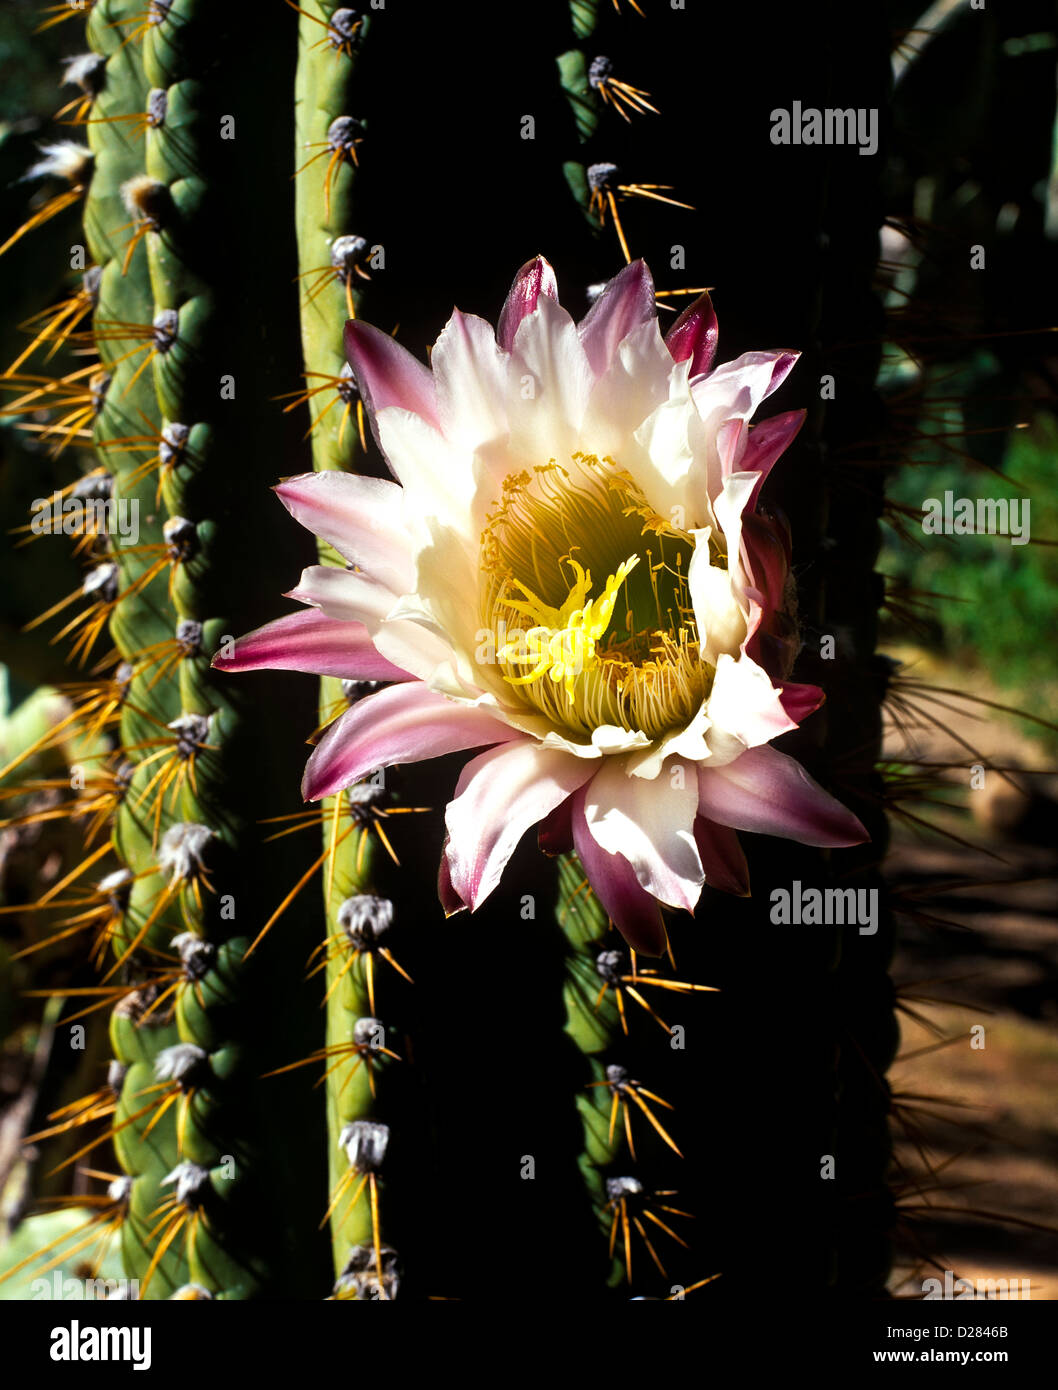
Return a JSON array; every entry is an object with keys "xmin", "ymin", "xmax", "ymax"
[
  {"xmin": 881, "ymin": 399, "xmax": 1058, "ymax": 747},
  {"xmin": 1, "ymin": 0, "xmax": 1052, "ymax": 1306}
]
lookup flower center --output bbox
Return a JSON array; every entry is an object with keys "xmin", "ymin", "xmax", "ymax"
[{"xmin": 479, "ymin": 454, "xmax": 719, "ymax": 739}]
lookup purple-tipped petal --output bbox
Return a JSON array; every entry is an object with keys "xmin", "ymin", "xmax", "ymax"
[
  {"xmin": 497, "ymin": 255, "xmax": 558, "ymax": 352},
  {"xmin": 302, "ymin": 683, "xmax": 517, "ymax": 801},
  {"xmin": 740, "ymin": 511, "xmax": 791, "ymax": 611},
  {"xmin": 437, "ymin": 838, "xmax": 466, "ymax": 917},
  {"xmin": 571, "ymin": 787, "xmax": 667, "ymax": 956},
  {"xmin": 577, "ymin": 259, "xmax": 656, "ymax": 377},
  {"xmin": 211, "ymin": 609, "xmax": 410, "ymax": 681},
  {"xmin": 779, "ymin": 682, "xmax": 826, "ymax": 724},
  {"xmin": 665, "ymin": 290, "xmax": 719, "ymax": 377},
  {"xmin": 741, "ymin": 408, "xmax": 805, "ymax": 507},
  {"xmin": 766, "ymin": 351, "xmax": 800, "ymax": 396},
  {"xmin": 274, "ymin": 472, "xmax": 412, "ymax": 594},
  {"xmin": 444, "ymin": 742, "xmax": 593, "ymax": 911},
  {"xmin": 693, "ymin": 816, "xmax": 750, "ymax": 896},
  {"xmin": 537, "ymin": 797, "xmax": 573, "ymax": 856},
  {"xmin": 697, "ymin": 745, "xmax": 868, "ymax": 847},
  {"xmin": 343, "ymin": 320, "xmax": 439, "ymax": 451},
  {"xmin": 693, "ymin": 350, "xmax": 802, "ymax": 433}
]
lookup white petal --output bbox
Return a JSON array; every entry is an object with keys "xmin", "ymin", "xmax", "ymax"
[
  {"xmin": 591, "ymin": 724, "xmax": 653, "ymax": 755},
  {"xmin": 445, "ymin": 742, "xmax": 592, "ymax": 908},
  {"xmin": 706, "ymin": 652, "xmax": 797, "ymax": 750},
  {"xmin": 376, "ymin": 407, "xmax": 475, "ymax": 541},
  {"xmin": 583, "ymin": 756, "xmax": 703, "ymax": 911},
  {"xmin": 626, "ymin": 701, "xmax": 712, "ymax": 780},
  {"xmin": 286, "ymin": 566, "xmax": 395, "ymax": 624},
  {"xmin": 691, "ymin": 350, "xmax": 795, "ymax": 429},
  {"xmin": 507, "ymin": 295, "xmax": 594, "ymax": 464},
  {"xmin": 275, "ymin": 472, "xmax": 413, "ymax": 595},
  {"xmin": 372, "ymin": 618, "xmax": 463, "ymax": 687},
  {"xmin": 580, "ymin": 319, "xmax": 674, "ymax": 460},
  {"xmin": 431, "ymin": 309, "xmax": 509, "ymax": 455},
  {"xmin": 687, "ymin": 527, "xmax": 749, "ymax": 666}
]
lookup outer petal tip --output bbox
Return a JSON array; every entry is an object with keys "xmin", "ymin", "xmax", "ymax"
[
  {"xmin": 767, "ymin": 350, "xmax": 800, "ymax": 395},
  {"xmin": 577, "ymin": 258, "xmax": 658, "ymax": 376},
  {"xmin": 438, "ymin": 846, "xmax": 468, "ymax": 917},
  {"xmin": 497, "ymin": 255, "xmax": 558, "ymax": 351},
  {"xmin": 342, "ymin": 318, "xmax": 439, "ymax": 440},
  {"xmin": 665, "ymin": 289, "xmax": 719, "ymax": 377}
]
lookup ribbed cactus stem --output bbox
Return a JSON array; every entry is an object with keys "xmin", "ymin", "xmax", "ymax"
[
  {"xmin": 82, "ymin": 0, "xmax": 188, "ymax": 1297},
  {"xmin": 122, "ymin": 0, "xmax": 328, "ymax": 1296},
  {"xmin": 292, "ymin": 2, "xmax": 400, "ymax": 1289},
  {"xmin": 555, "ymin": 852, "xmax": 625, "ymax": 1282}
]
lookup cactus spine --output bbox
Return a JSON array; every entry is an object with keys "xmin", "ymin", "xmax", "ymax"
[
  {"xmin": 83, "ymin": 0, "xmax": 187, "ymax": 1298},
  {"xmin": 291, "ymin": 5, "xmax": 402, "ymax": 1294}
]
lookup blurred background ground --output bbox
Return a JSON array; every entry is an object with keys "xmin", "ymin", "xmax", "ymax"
[{"xmin": 879, "ymin": 641, "xmax": 1058, "ymax": 1300}]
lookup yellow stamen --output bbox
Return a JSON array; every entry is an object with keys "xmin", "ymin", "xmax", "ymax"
[
  {"xmin": 479, "ymin": 453, "xmax": 716, "ymax": 738},
  {"xmin": 499, "ymin": 553, "xmax": 640, "ymax": 702}
]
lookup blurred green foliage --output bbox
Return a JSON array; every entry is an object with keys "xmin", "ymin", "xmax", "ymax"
[
  {"xmin": 881, "ymin": 399, "xmax": 1058, "ymax": 745},
  {"xmin": 0, "ymin": 2, "xmax": 73, "ymax": 125}
]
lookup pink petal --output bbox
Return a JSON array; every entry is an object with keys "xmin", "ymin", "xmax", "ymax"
[
  {"xmin": 740, "ymin": 409, "xmax": 805, "ymax": 507},
  {"xmin": 497, "ymin": 255, "xmax": 558, "ymax": 352},
  {"xmin": 692, "ymin": 349, "xmax": 801, "ymax": 430},
  {"xmin": 766, "ymin": 351, "xmax": 800, "ymax": 396},
  {"xmin": 302, "ymin": 683, "xmax": 517, "ymax": 801},
  {"xmin": 779, "ymin": 682, "xmax": 825, "ymax": 724},
  {"xmin": 211, "ymin": 609, "xmax": 410, "ymax": 681},
  {"xmin": 537, "ymin": 798, "xmax": 573, "ymax": 856},
  {"xmin": 665, "ymin": 290, "xmax": 719, "ymax": 377},
  {"xmin": 274, "ymin": 472, "xmax": 412, "ymax": 594},
  {"xmin": 577, "ymin": 259, "xmax": 656, "ymax": 377},
  {"xmin": 571, "ymin": 786, "xmax": 667, "ymax": 955},
  {"xmin": 696, "ymin": 745, "xmax": 868, "ymax": 847},
  {"xmin": 740, "ymin": 512, "xmax": 790, "ymax": 611},
  {"xmin": 693, "ymin": 816, "xmax": 750, "ymax": 896},
  {"xmin": 444, "ymin": 742, "xmax": 593, "ymax": 910},
  {"xmin": 343, "ymin": 320, "xmax": 439, "ymax": 444},
  {"xmin": 437, "ymin": 838, "xmax": 465, "ymax": 916},
  {"xmin": 717, "ymin": 417, "xmax": 747, "ymax": 480}
]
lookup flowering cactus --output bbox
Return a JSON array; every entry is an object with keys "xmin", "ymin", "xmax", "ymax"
[
  {"xmin": 2, "ymin": 0, "xmax": 900, "ymax": 1305},
  {"xmin": 216, "ymin": 257, "xmax": 867, "ymax": 954}
]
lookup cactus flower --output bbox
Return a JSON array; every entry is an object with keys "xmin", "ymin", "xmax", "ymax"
[{"xmin": 216, "ymin": 257, "xmax": 866, "ymax": 953}]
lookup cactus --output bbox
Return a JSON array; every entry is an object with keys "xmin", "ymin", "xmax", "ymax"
[
  {"xmin": 75, "ymin": 0, "xmax": 188, "ymax": 1297},
  {"xmin": 14, "ymin": 0, "xmax": 1051, "ymax": 1314},
  {"xmin": 289, "ymin": 3, "xmax": 403, "ymax": 1289}
]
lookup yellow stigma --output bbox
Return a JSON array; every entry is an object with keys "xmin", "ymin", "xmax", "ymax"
[{"xmin": 498, "ymin": 553, "xmax": 640, "ymax": 702}]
